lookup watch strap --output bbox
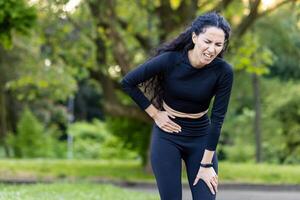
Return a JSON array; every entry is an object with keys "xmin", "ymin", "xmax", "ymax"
[{"xmin": 200, "ymin": 163, "xmax": 213, "ymax": 168}]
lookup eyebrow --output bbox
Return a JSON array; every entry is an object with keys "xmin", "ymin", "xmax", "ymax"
[{"xmin": 204, "ymin": 38, "xmax": 224, "ymax": 45}]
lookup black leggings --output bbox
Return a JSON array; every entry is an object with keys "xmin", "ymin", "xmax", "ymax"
[{"xmin": 150, "ymin": 123, "xmax": 218, "ymax": 200}]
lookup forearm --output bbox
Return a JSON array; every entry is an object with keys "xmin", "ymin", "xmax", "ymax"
[
  {"xmin": 145, "ymin": 104, "xmax": 159, "ymax": 119},
  {"xmin": 201, "ymin": 149, "xmax": 215, "ymax": 163}
]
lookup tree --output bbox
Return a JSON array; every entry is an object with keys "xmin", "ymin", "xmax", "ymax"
[{"xmin": 0, "ymin": 0, "xmax": 36, "ymax": 156}]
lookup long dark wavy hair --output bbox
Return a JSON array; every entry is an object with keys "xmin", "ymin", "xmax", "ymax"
[{"xmin": 140, "ymin": 11, "xmax": 231, "ymax": 110}]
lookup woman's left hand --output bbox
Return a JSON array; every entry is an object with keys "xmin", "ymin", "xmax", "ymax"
[{"xmin": 192, "ymin": 166, "xmax": 218, "ymax": 195}]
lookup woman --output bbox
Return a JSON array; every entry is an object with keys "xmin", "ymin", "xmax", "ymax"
[{"xmin": 121, "ymin": 11, "xmax": 233, "ymax": 200}]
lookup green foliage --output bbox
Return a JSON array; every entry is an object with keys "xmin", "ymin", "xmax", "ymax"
[
  {"xmin": 223, "ymin": 0, "xmax": 245, "ymax": 26},
  {"xmin": 0, "ymin": 183, "xmax": 159, "ymax": 200},
  {"xmin": 6, "ymin": 107, "xmax": 64, "ymax": 158},
  {"xmin": 273, "ymin": 94, "xmax": 300, "ymax": 164},
  {"xmin": 257, "ymin": 78, "xmax": 300, "ymax": 164},
  {"xmin": 68, "ymin": 120, "xmax": 138, "ymax": 159},
  {"xmin": 219, "ymin": 73, "xmax": 300, "ymax": 164},
  {"xmin": 0, "ymin": 0, "xmax": 36, "ymax": 48},
  {"xmin": 256, "ymin": 5, "xmax": 300, "ymax": 80},
  {"xmin": 5, "ymin": 63, "xmax": 77, "ymax": 101},
  {"xmin": 223, "ymin": 144, "xmax": 255, "ymax": 163},
  {"xmin": 219, "ymin": 106, "xmax": 255, "ymax": 162},
  {"xmin": 36, "ymin": 1, "xmax": 96, "ymax": 79},
  {"xmin": 229, "ymin": 32, "xmax": 274, "ymax": 75},
  {"xmin": 169, "ymin": 0, "xmax": 182, "ymax": 10},
  {"xmin": 106, "ymin": 116, "xmax": 152, "ymax": 167}
]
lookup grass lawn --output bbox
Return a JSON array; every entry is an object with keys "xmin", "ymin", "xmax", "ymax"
[
  {"xmin": 0, "ymin": 159, "xmax": 299, "ymax": 185},
  {"xmin": 0, "ymin": 159, "xmax": 154, "ymax": 183},
  {"xmin": 0, "ymin": 182, "xmax": 159, "ymax": 200},
  {"xmin": 220, "ymin": 161, "xmax": 300, "ymax": 184}
]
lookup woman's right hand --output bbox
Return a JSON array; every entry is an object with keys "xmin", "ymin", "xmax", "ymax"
[
  {"xmin": 152, "ymin": 111, "xmax": 182, "ymax": 133},
  {"xmin": 193, "ymin": 166, "xmax": 218, "ymax": 195}
]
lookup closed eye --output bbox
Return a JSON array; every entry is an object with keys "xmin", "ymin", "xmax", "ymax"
[{"xmin": 204, "ymin": 40, "xmax": 223, "ymax": 47}]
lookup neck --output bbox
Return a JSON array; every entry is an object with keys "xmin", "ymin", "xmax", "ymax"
[{"xmin": 187, "ymin": 49, "xmax": 205, "ymax": 68}]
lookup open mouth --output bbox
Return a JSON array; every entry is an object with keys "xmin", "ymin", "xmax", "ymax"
[{"xmin": 203, "ymin": 53, "xmax": 213, "ymax": 58}]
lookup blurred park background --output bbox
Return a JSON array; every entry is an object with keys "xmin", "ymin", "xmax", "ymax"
[{"xmin": 0, "ymin": 0, "xmax": 299, "ymax": 199}]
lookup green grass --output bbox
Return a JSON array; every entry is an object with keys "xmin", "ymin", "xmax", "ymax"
[
  {"xmin": 220, "ymin": 161, "xmax": 300, "ymax": 184},
  {"xmin": 0, "ymin": 159, "xmax": 300, "ymax": 185},
  {"xmin": 0, "ymin": 159, "xmax": 154, "ymax": 183},
  {"xmin": 0, "ymin": 183, "xmax": 159, "ymax": 200}
]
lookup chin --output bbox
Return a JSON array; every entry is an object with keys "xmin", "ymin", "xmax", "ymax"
[{"xmin": 202, "ymin": 59, "xmax": 212, "ymax": 65}]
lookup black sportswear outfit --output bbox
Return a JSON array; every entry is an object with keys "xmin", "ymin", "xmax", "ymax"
[{"xmin": 121, "ymin": 49, "xmax": 234, "ymax": 200}]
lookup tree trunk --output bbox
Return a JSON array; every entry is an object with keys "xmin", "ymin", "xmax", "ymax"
[{"xmin": 252, "ymin": 73, "xmax": 262, "ymax": 163}]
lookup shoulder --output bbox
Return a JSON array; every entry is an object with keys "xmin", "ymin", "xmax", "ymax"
[
  {"xmin": 153, "ymin": 51, "xmax": 182, "ymax": 63},
  {"xmin": 214, "ymin": 57, "xmax": 234, "ymax": 76}
]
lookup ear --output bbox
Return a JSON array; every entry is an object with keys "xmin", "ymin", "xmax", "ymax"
[{"xmin": 192, "ymin": 32, "xmax": 197, "ymax": 44}]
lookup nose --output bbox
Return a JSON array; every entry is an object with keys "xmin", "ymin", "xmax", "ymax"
[{"xmin": 207, "ymin": 45, "xmax": 215, "ymax": 54}]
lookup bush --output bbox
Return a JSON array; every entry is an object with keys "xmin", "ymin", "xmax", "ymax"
[
  {"xmin": 68, "ymin": 119, "xmax": 138, "ymax": 159},
  {"xmin": 6, "ymin": 107, "xmax": 61, "ymax": 158},
  {"xmin": 105, "ymin": 116, "xmax": 152, "ymax": 167},
  {"xmin": 273, "ymin": 94, "xmax": 300, "ymax": 164},
  {"xmin": 223, "ymin": 144, "xmax": 255, "ymax": 163}
]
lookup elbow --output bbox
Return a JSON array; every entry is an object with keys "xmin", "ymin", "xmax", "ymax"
[
  {"xmin": 120, "ymin": 77, "xmax": 128, "ymax": 89},
  {"xmin": 120, "ymin": 77, "xmax": 132, "ymax": 93}
]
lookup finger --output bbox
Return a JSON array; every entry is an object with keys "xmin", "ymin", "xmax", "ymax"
[
  {"xmin": 163, "ymin": 123, "xmax": 180, "ymax": 133},
  {"xmin": 162, "ymin": 126, "xmax": 174, "ymax": 133},
  {"xmin": 210, "ymin": 179, "xmax": 218, "ymax": 193},
  {"xmin": 161, "ymin": 125, "xmax": 174, "ymax": 133},
  {"xmin": 167, "ymin": 124, "xmax": 180, "ymax": 133},
  {"xmin": 166, "ymin": 112, "xmax": 176, "ymax": 119},
  {"xmin": 213, "ymin": 176, "xmax": 218, "ymax": 183},
  {"xmin": 212, "ymin": 169, "xmax": 218, "ymax": 177},
  {"xmin": 204, "ymin": 179, "xmax": 215, "ymax": 195},
  {"xmin": 166, "ymin": 119, "xmax": 181, "ymax": 129},
  {"xmin": 167, "ymin": 120, "xmax": 182, "ymax": 131},
  {"xmin": 192, "ymin": 176, "xmax": 200, "ymax": 186}
]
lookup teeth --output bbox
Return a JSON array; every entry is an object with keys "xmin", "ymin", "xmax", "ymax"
[{"xmin": 204, "ymin": 53, "xmax": 213, "ymax": 58}]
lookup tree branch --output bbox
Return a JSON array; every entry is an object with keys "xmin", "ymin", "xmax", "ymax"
[
  {"xmin": 209, "ymin": 0, "xmax": 234, "ymax": 12},
  {"xmin": 89, "ymin": 69, "xmax": 151, "ymax": 123},
  {"xmin": 234, "ymin": 0, "xmax": 261, "ymax": 38},
  {"xmin": 258, "ymin": 0, "xmax": 299, "ymax": 18},
  {"xmin": 154, "ymin": 0, "xmax": 198, "ymax": 42}
]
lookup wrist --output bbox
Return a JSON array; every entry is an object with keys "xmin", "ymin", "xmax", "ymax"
[
  {"xmin": 145, "ymin": 104, "xmax": 159, "ymax": 119},
  {"xmin": 200, "ymin": 162, "xmax": 213, "ymax": 168},
  {"xmin": 200, "ymin": 149, "xmax": 214, "ymax": 164},
  {"xmin": 200, "ymin": 160, "xmax": 212, "ymax": 164},
  {"xmin": 150, "ymin": 110, "xmax": 159, "ymax": 119}
]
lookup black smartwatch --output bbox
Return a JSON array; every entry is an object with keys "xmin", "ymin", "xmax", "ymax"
[{"xmin": 200, "ymin": 163, "xmax": 213, "ymax": 168}]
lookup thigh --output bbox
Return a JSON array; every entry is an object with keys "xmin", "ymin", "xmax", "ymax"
[
  {"xmin": 150, "ymin": 124, "xmax": 183, "ymax": 200},
  {"xmin": 183, "ymin": 139, "xmax": 218, "ymax": 200}
]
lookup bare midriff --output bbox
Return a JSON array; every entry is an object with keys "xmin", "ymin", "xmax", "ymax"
[{"xmin": 162, "ymin": 100, "xmax": 208, "ymax": 119}]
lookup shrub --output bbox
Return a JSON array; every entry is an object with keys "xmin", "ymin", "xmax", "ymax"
[
  {"xmin": 6, "ymin": 107, "xmax": 57, "ymax": 158},
  {"xmin": 68, "ymin": 119, "xmax": 138, "ymax": 159}
]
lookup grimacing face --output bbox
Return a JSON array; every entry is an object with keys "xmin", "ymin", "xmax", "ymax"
[{"xmin": 192, "ymin": 26, "xmax": 225, "ymax": 66}]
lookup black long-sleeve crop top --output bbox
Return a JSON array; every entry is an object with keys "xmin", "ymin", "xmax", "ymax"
[{"xmin": 120, "ymin": 50, "xmax": 234, "ymax": 151}]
